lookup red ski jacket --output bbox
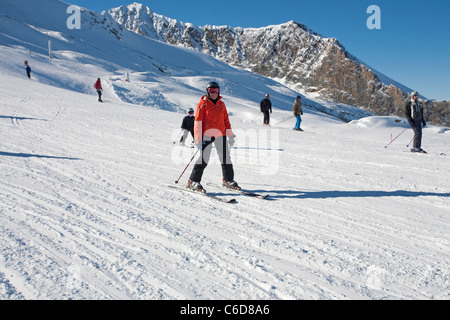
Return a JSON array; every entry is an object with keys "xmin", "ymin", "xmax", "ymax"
[
  {"xmin": 194, "ymin": 96, "xmax": 234, "ymax": 144},
  {"xmin": 94, "ymin": 81, "xmax": 102, "ymax": 90}
]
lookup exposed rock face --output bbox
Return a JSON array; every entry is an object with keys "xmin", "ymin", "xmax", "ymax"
[
  {"xmin": 105, "ymin": 3, "xmax": 448, "ymax": 126},
  {"xmin": 425, "ymin": 100, "xmax": 449, "ymax": 126}
]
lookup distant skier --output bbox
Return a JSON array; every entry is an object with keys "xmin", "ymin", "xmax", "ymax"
[
  {"xmin": 187, "ymin": 81, "xmax": 239, "ymax": 193},
  {"xmin": 404, "ymin": 91, "xmax": 427, "ymax": 153},
  {"xmin": 293, "ymin": 96, "xmax": 303, "ymax": 131},
  {"xmin": 260, "ymin": 94, "xmax": 272, "ymax": 126},
  {"xmin": 179, "ymin": 108, "xmax": 195, "ymax": 146},
  {"xmin": 25, "ymin": 62, "xmax": 31, "ymax": 79},
  {"xmin": 94, "ymin": 78, "xmax": 103, "ymax": 102}
]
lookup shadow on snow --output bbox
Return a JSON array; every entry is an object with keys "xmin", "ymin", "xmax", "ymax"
[
  {"xmin": 265, "ymin": 189, "xmax": 450, "ymax": 199},
  {"xmin": 0, "ymin": 151, "xmax": 81, "ymax": 160},
  {"xmin": 0, "ymin": 115, "xmax": 48, "ymax": 121}
]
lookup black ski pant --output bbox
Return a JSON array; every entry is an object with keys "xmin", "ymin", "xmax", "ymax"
[
  {"xmin": 409, "ymin": 119, "xmax": 423, "ymax": 149},
  {"xmin": 97, "ymin": 90, "xmax": 102, "ymax": 101},
  {"xmin": 189, "ymin": 136, "xmax": 234, "ymax": 183},
  {"xmin": 263, "ymin": 111, "xmax": 270, "ymax": 125}
]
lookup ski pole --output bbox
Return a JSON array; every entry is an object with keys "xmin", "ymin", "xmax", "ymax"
[
  {"xmin": 175, "ymin": 148, "xmax": 200, "ymax": 184},
  {"xmin": 250, "ymin": 112, "xmax": 261, "ymax": 122},
  {"xmin": 384, "ymin": 128, "xmax": 407, "ymax": 148},
  {"xmin": 406, "ymin": 137, "xmax": 414, "ymax": 148},
  {"xmin": 274, "ymin": 115, "xmax": 295, "ymax": 126},
  {"xmin": 172, "ymin": 130, "xmax": 183, "ymax": 144}
]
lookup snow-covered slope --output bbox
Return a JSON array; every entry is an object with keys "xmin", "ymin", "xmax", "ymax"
[
  {"xmin": 0, "ymin": 0, "xmax": 371, "ymax": 121},
  {"xmin": 0, "ymin": 0, "xmax": 449, "ymax": 300}
]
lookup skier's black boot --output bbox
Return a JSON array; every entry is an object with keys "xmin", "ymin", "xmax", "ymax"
[
  {"xmin": 187, "ymin": 179, "xmax": 206, "ymax": 193},
  {"xmin": 222, "ymin": 179, "xmax": 241, "ymax": 191}
]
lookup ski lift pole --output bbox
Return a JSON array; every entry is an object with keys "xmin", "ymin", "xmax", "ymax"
[{"xmin": 384, "ymin": 128, "xmax": 408, "ymax": 148}]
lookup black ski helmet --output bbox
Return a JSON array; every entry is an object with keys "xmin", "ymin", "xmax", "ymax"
[{"xmin": 206, "ymin": 81, "xmax": 220, "ymax": 97}]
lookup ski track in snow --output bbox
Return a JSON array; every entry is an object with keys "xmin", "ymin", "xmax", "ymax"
[{"xmin": 1, "ymin": 46, "xmax": 449, "ymax": 300}]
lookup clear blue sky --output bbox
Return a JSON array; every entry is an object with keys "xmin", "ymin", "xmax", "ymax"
[{"xmin": 69, "ymin": 0, "xmax": 450, "ymax": 100}]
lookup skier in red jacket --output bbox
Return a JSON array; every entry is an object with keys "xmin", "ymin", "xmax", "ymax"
[
  {"xmin": 94, "ymin": 78, "xmax": 103, "ymax": 102},
  {"xmin": 187, "ymin": 81, "xmax": 239, "ymax": 193}
]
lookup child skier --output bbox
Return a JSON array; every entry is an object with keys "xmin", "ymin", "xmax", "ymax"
[{"xmin": 179, "ymin": 108, "xmax": 195, "ymax": 146}]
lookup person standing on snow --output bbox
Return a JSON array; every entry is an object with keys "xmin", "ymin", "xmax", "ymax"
[
  {"xmin": 179, "ymin": 108, "xmax": 195, "ymax": 146},
  {"xmin": 404, "ymin": 91, "xmax": 427, "ymax": 153},
  {"xmin": 293, "ymin": 96, "xmax": 303, "ymax": 131},
  {"xmin": 260, "ymin": 94, "xmax": 272, "ymax": 126},
  {"xmin": 187, "ymin": 81, "xmax": 240, "ymax": 193},
  {"xmin": 94, "ymin": 78, "xmax": 103, "ymax": 102},
  {"xmin": 25, "ymin": 62, "xmax": 31, "ymax": 79}
]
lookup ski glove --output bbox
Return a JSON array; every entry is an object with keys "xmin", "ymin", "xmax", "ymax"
[
  {"xmin": 196, "ymin": 140, "xmax": 209, "ymax": 149},
  {"xmin": 229, "ymin": 135, "xmax": 236, "ymax": 147}
]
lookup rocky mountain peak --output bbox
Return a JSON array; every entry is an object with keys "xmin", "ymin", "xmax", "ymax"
[{"xmin": 105, "ymin": 3, "xmax": 448, "ymax": 126}]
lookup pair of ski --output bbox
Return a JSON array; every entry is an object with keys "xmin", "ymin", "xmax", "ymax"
[
  {"xmin": 169, "ymin": 184, "xmax": 269, "ymax": 204},
  {"xmin": 405, "ymin": 149, "xmax": 446, "ymax": 156},
  {"xmin": 206, "ymin": 183, "xmax": 269, "ymax": 200},
  {"xmin": 173, "ymin": 141, "xmax": 195, "ymax": 149}
]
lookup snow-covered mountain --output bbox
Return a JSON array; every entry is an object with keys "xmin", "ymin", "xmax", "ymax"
[
  {"xmin": 105, "ymin": 3, "xmax": 449, "ymax": 127},
  {"xmin": 0, "ymin": 0, "xmax": 373, "ymax": 122},
  {"xmin": 0, "ymin": 0, "xmax": 449, "ymax": 301}
]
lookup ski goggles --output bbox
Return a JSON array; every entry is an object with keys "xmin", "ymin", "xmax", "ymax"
[{"xmin": 208, "ymin": 87, "xmax": 220, "ymax": 94}]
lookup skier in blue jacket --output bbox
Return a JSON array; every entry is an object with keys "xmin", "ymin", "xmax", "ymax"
[{"xmin": 26, "ymin": 64, "xmax": 31, "ymax": 79}]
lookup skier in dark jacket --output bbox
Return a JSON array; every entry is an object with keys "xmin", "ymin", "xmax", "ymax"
[
  {"xmin": 26, "ymin": 64, "xmax": 31, "ymax": 79},
  {"xmin": 179, "ymin": 108, "xmax": 195, "ymax": 146},
  {"xmin": 260, "ymin": 94, "xmax": 272, "ymax": 126},
  {"xmin": 404, "ymin": 91, "xmax": 427, "ymax": 153}
]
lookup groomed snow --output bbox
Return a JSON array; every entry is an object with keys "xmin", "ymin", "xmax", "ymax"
[{"xmin": 0, "ymin": 0, "xmax": 449, "ymax": 300}]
